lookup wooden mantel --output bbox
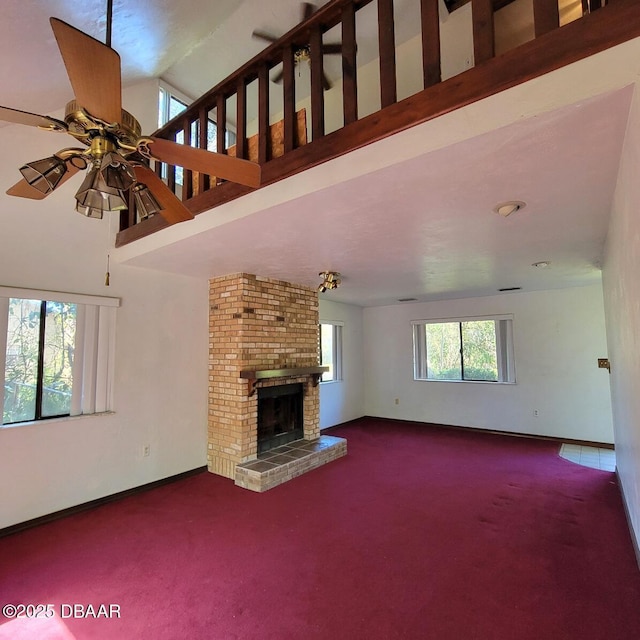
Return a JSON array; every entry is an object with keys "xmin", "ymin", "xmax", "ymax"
[{"xmin": 240, "ymin": 366, "xmax": 329, "ymax": 396}]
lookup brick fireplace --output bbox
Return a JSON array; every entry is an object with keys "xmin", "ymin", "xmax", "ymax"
[{"xmin": 208, "ymin": 273, "xmax": 346, "ymax": 491}]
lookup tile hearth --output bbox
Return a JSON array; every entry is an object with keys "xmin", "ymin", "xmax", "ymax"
[{"xmin": 235, "ymin": 435, "xmax": 347, "ymax": 492}]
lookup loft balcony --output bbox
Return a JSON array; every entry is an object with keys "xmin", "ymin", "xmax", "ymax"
[{"xmin": 115, "ymin": 0, "xmax": 640, "ymax": 247}]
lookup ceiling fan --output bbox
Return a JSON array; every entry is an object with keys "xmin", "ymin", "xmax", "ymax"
[
  {"xmin": 0, "ymin": 8, "xmax": 261, "ymax": 225},
  {"xmin": 252, "ymin": 2, "xmax": 344, "ymax": 90}
]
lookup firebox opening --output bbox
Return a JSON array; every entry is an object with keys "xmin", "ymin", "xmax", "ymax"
[{"xmin": 257, "ymin": 383, "xmax": 304, "ymax": 454}]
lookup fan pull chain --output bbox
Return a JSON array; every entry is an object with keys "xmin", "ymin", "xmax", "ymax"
[{"xmin": 104, "ymin": 209, "xmax": 112, "ymax": 286}]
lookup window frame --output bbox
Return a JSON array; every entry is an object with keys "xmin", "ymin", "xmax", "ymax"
[
  {"xmin": 412, "ymin": 315, "xmax": 515, "ymax": 384},
  {"xmin": 0, "ymin": 286, "xmax": 120, "ymax": 427},
  {"xmin": 319, "ymin": 321, "xmax": 344, "ymax": 383}
]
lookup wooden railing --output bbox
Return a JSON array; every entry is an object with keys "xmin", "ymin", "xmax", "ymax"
[{"xmin": 116, "ymin": 0, "xmax": 640, "ymax": 247}]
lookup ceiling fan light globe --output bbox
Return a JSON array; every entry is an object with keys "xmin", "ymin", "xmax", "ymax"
[
  {"xmin": 75, "ymin": 161, "xmax": 128, "ymax": 212},
  {"xmin": 19, "ymin": 156, "xmax": 67, "ymax": 194},
  {"xmin": 101, "ymin": 152, "xmax": 136, "ymax": 191},
  {"xmin": 132, "ymin": 184, "xmax": 162, "ymax": 220},
  {"xmin": 75, "ymin": 202, "xmax": 104, "ymax": 220}
]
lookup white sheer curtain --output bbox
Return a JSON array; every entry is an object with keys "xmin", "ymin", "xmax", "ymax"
[{"xmin": 70, "ymin": 304, "xmax": 117, "ymax": 416}]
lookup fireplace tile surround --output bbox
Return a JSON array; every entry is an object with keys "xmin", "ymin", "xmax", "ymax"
[{"xmin": 208, "ymin": 273, "xmax": 346, "ymax": 490}]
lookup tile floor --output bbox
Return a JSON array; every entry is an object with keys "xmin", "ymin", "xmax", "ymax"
[{"xmin": 559, "ymin": 443, "xmax": 616, "ymax": 471}]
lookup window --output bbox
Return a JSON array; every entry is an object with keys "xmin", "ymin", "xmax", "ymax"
[
  {"xmin": 157, "ymin": 84, "xmax": 236, "ymax": 185},
  {"xmin": 413, "ymin": 316, "xmax": 515, "ymax": 383},
  {"xmin": 158, "ymin": 86, "xmax": 189, "ymax": 129},
  {"xmin": 0, "ymin": 287, "xmax": 119, "ymax": 425},
  {"xmin": 319, "ymin": 322, "xmax": 343, "ymax": 382}
]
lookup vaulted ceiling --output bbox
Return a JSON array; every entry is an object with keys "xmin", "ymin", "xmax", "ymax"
[{"xmin": 2, "ymin": 1, "xmax": 639, "ymax": 306}]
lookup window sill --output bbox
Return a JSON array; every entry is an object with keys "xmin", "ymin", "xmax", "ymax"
[
  {"xmin": 414, "ymin": 378, "xmax": 516, "ymax": 385},
  {"xmin": 0, "ymin": 411, "xmax": 116, "ymax": 430},
  {"xmin": 320, "ymin": 379, "xmax": 343, "ymax": 385}
]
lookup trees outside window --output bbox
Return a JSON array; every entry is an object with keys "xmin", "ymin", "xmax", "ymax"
[
  {"xmin": 319, "ymin": 323, "xmax": 343, "ymax": 382},
  {"xmin": 414, "ymin": 317, "xmax": 515, "ymax": 383},
  {"xmin": 3, "ymin": 299, "xmax": 76, "ymax": 424}
]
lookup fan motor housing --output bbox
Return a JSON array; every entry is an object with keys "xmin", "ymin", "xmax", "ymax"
[{"xmin": 64, "ymin": 100, "xmax": 142, "ymax": 150}]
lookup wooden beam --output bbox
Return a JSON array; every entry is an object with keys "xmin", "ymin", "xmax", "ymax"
[
  {"xmin": 258, "ymin": 64, "xmax": 270, "ymax": 164},
  {"xmin": 310, "ymin": 26, "xmax": 325, "ymax": 140},
  {"xmin": 235, "ymin": 78, "xmax": 247, "ymax": 160},
  {"xmin": 377, "ymin": 0, "xmax": 397, "ymax": 108},
  {"xmin": 198, "ymin": 105, "xmax": 210, "ymax": 193},
  {"xmin": 283, "ymin": 45, "xmax": 296, "ymax": 153},
  {"xmin": 533, "ymin": 0, "xmax": 560, "ymax": 37},
  {"xmin": 341, "ymin": 2, "xmax": 358, "ymax": 125},
  {"xmin": 216, "ymin": 93, "xmax": 226, "ymax": 185},
  {"xmin": 421, "ymin": 0, "xmax": 441, "ymax": 88},
  {"xmin": 473, "ymin": 0, "xmax": 495, "ymax": 65},
  {"xmin": 182, "ymin": 115, "xmax": 193, "ymax": 200}
]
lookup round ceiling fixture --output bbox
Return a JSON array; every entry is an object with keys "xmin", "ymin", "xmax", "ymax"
[
  {"xmin": 532, "ymin": 261, "xmax": 550, "ymax": 268},
  {"xmin": 494, "ymin": 201, "xmax": 526, "ymax": 217}
]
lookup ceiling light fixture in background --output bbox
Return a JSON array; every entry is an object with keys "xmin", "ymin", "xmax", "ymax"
[
  {"xmin": 494, "ymin": 200, "xmax": 526, "ymax": 217},
  {"xmin": 318, "ymin": 271, "xmax": 341, "ymax": 293},
  {"xmin": 532, "ymin": 260, "xmax": 550, "ymax": 268}
]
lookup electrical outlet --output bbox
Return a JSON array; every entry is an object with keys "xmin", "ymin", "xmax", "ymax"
[
  {"xmin": 533, "ymin": 410, "xmax": 539, "ymax": 417},
  {"xmin": 143, "ymin": 444, "xmax": 150, "ymax": 457},
  {"xmin": 394, "ymin": 398, "xmax": 399, "ymax": 405}
]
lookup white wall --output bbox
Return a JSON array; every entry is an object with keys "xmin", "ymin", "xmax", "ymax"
[
  {"xmin": 319, "ymin": 299, "xmax": 364, "ymax": 428},
  {"xmin": 0, "ymin": 81, "xmax": 209, "ymax": 528},
  {"xmin": 363, "ymin": 285, "xmax": 613, "ymax": 443},
  {"xmin": 602, "ymin": 85, "xmax": 640, "ymax": 556}
]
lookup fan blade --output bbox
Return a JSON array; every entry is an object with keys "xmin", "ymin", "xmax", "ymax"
[
  {"xmin": 6, "ymin": 159, "xmax": 82, "ymax": 200},
  {"xmin": 132, "ymin": 165, "xmax": 194, "ymax": 225},
  {"xmin": 272, "ymin": 68, "xmax": 284, "ymax": 84},
  {"xmin": 252, "ymin": 30, "xmax": 279, "ymax": 44},
  {"xmin": 6, "ymin": 179, "xmax": 48, "ymax": 200},
  {"xmin": 50, "ymin": 17, "xmax": 122, "ymax": 124},
  {"xmin": 141, "ymin": 138, "xmax": 261, "ymax": 189},
  {"xmin": 0, "ymin": 106, "xmax": 68, "ymax": 131},
  {"xmin": 322, "ymin": 43, "xmax": 343, "ymax": 55},
  {"xmin": 302, "ymin": 2, "xmax": 317, "ymax": 21},
  {"xmin": 322, "ymin": 72, "xmax": 332, "ymax": 91}
]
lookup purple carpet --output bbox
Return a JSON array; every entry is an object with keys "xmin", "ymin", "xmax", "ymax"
[{"xmin": 1, "ymin": 418, "xmax": 639, "ymax": 639}]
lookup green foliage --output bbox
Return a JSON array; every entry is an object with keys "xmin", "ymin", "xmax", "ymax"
[
  {"xmin": 3, "ymin": 299, "xmax": 76, "ymax": 424},
  {"xmin": 425, "ymin": 320, "xmax": 498, "ymax": 382}
]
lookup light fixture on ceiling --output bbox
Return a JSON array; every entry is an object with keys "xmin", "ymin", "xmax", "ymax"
[
  {"xmin": 494, "ymin": 200, "xmax": 526, "ymax": 217},
  {"xmin": 532, "ymin": 260, "xmax": 550, "ymax": 268},
  {"xmin": 318, "ymin": 271, "xmax": 341, "ymax": 293}
]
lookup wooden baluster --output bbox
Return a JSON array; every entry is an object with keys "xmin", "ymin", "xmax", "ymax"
[
  {"xmin": 236, "ymin": 79, "xmax": 247, "ymax": 160},
  {"xmin": 342, "ymin": 2, "xmax": 358, "ymax": 125},
  {"xmin": 421, "ymin": 0, "xmax": 441, "ymax": 88},
  {"xmin": 258, "ymin": 64, "xmax": 270, "ymax": 164},
  {"xmin": 533, "ymin": 0, "xmax": 560, "ymax": 36},
  {"xmin": 167, "ymin": 129, "xmax": 176, "ymax": 194},
  {"xmin": 473, "ymin": 0, "xmax": 495, "ymax": 65},
  {"xmin": 378, "ymin": 0, "xmax": 397, "ymax": 108},
  {"xmin": 309, "ymin": 25, "xmax": 325, "ymax": 140},
  {"xmin": 198, "ymin": 105, "xmax": 210, "ymax": 193},
  {"xmin": 283, "ymin": 44, "xmax": 296, "ymax": 153},
  {"xmin": 216, "ymin": 94, "xmax": 226, "ymax": 184},
  {"xmin": 182, "ymin": 115, "xmax": 193, "ymax": 200}
]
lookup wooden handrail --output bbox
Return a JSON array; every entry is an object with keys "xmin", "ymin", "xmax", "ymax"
[{"xmin": 117, "ymin": 0, "xmax": 637, "ymax": 247}]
